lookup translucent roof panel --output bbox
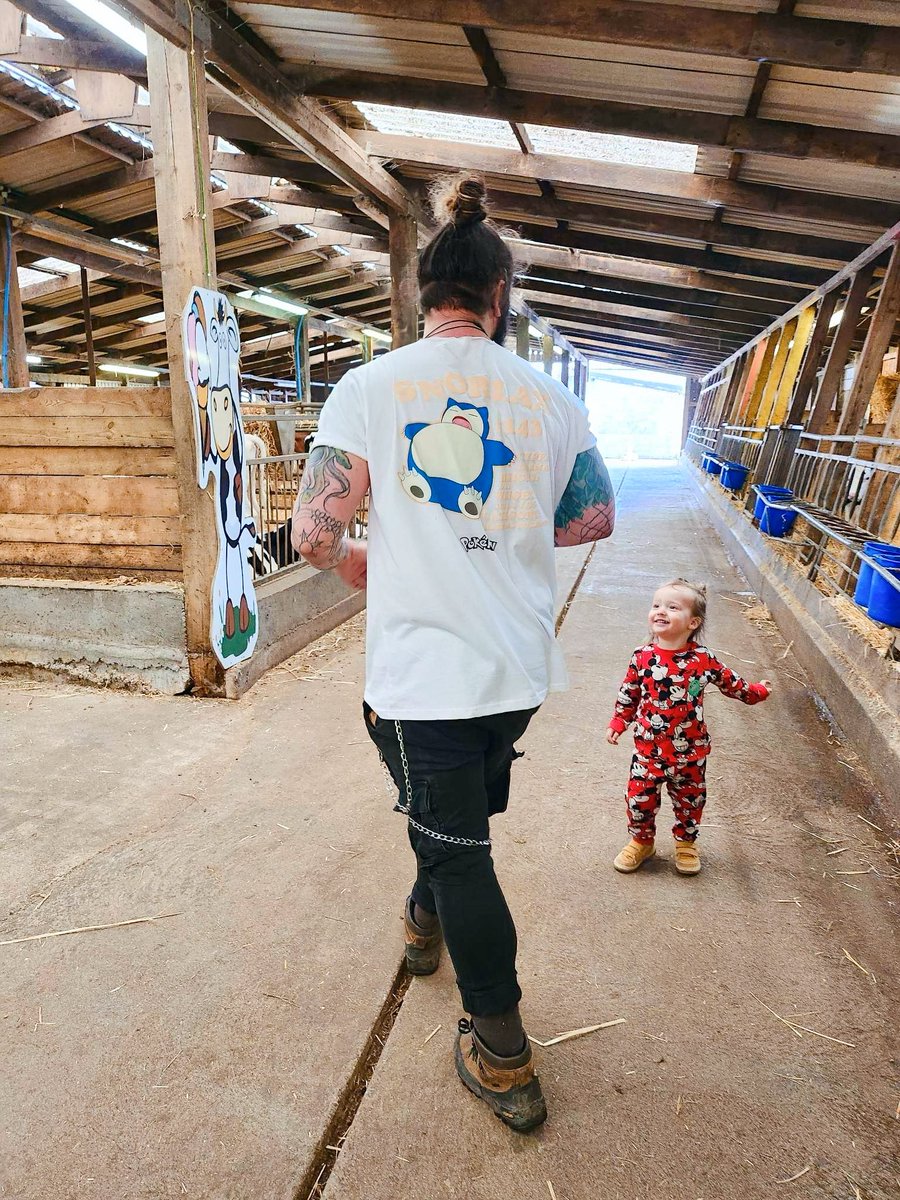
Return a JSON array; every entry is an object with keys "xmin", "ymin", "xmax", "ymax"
[
  {"xmin": 356, "ymin": 103, "xmax": 697, "ymax": 171},
  {"xmin": 525, "ymin": 125, "xmax": 697, "ymax": 172},
  {"xmin": 30, "ymin": 257, "xmax": 79, "ymax": 274},
  {"xmin": 356, "ymin": 104, "xmax": 520, "ymax": 149}
]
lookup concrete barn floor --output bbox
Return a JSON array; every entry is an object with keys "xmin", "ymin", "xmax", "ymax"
[{"xmin": 1, "ymin": 464, "xmax": 898, "ymax": 1200}]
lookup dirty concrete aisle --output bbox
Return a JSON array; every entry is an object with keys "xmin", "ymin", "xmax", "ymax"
[
  {"xmin": 324, "ymin": 465, "xmax": 900, "ymax": 1200},
  {"xmin": 2, "ymin": 465, "xmax": 898, "ymax": 1200}
]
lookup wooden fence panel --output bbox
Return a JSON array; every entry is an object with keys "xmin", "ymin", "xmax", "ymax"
[{"xmin": 0, "ymin": 386, "xmax": 182, "ymax": 576}]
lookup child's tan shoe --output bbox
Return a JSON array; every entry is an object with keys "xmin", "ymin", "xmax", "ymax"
[
  {"xmin": 613, "ymin": 838, "xmax": 655, "ymax": 873},
  {"xmin": 674, "ymin": 839, "xmax": 701, "ymax": 875}
]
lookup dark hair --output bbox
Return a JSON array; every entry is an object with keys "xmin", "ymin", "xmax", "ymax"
[{"xmin": 417, "ymin": 176, "xmax": 514, "ymax": 316}]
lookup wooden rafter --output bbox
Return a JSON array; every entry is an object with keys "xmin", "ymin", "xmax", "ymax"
[
  {"xmin": 98, "ymin": 0, "xmax": 414, "ymax": 215},
  {"xmin": 297, "ymin": 72, "xmax": 900, "ymax": 170},
  {"xmin": 354, "ymin": 132, "xmax": 896, "ymax": 234},
  {"xmin": 259, "ymin": 0, "xmax": 900, "ymax": 75}
]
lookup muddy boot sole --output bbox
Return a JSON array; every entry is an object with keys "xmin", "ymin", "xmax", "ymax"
[
  {"xmin": 405, "ymin": 939, "xmax": 442, "ymax": 976},
  {"xmin": 454, "ymin": 1036, "xmax": 548, "ymax": 1133}
]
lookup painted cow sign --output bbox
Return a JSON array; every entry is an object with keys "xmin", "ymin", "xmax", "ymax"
[{"xmin": 182, "ymin": 287, "xmax": 259, "ymax": 668}]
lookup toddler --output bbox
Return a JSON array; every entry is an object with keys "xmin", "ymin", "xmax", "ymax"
[{"xmin": 607, "ymin": 579, "xmax": 771, "ymax": 876}]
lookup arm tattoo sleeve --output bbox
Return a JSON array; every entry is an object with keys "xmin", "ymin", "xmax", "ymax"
[
  {"xmin": 299, "ymin": 445, "xmax": 352, "ymax": 506},
  {"xmin": 295, "ymin": 507, "xmax": 346, "ymax": 567},
  {"xmin": 554, "ymin": 447, "xmax": 615, "ymax": 541}
]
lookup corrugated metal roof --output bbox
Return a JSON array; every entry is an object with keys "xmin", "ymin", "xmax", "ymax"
[
  {"xmin": 698, "ymin": 150, "xmax": 900, "ymax": 202},
  {"xmin": 761, "ymin": 67, "xmax": 900, "ymax": 135}
]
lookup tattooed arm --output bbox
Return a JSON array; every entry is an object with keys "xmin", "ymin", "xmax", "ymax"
[
  {"xmin": 554, "ymin": 446, "xmax": 616, "ymax": 546},
  {"xmin": 292, "ymin": 445, "xmax": 371, "ymax": 590}
]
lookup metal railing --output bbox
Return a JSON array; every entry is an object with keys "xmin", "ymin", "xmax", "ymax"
[
  {"xmin": 688, "ymin": 424, "xmax": 900, "ymax": 650},
  {"xmin": 719, "ymin": 424, "xmax": 767, "ymax": 473},
  {"xmin": 787, "ymin": 434, "xmax": 900, "ymax": 545},
  {"xmin": 245, "ymin": 451, "xmax": 369, "ymax": 581},
  {"xmin": 685, "ymin": 423, "xmax": 718, "ymax": 460}
]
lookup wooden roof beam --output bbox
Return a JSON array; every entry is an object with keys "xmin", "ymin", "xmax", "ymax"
[
  {"xmin": 512, "ymin": 241, "xmax": 806, "ymax": 304},
  {"xmin": 356, "ymin": 132, "xmax": 897, "ymax": 234},
  {"xmin": 0, "ymin": 110, "xmax": 111, "ymax": 160},
  {"xmin": 487, "ymin": 191, "xmax": 862, "ymax": 264},
  {"xmin": 566, "ymin": 336, "xmax": 717, "ymax": 372},
  {"xmin": 104, "ymin": 0, "xmax": 414, "ymax": 215},
  {"xmin": 519, "ymin": 286, "xmax": 762, "ymax": 337},
  {"xmin": 21, "ymin": 160, "xmax": 157, "ymax": 215},
  {"xmin": 534, "ymin": 309, "xmax": 744, "ymax": 355},
  {"xmin": 513, "ymin": 224, "xmax": 831, "ymax": 289},
  {"xmin": 5, "ymin": 34, "xmax": 148, "ymax": 78},
  {"xmin": 517, "ymin": 268, "xmax": 780, "ymax": 322},
  {"xmin": 298, "ymin": 72, "xmax": 900, "ymax": 170},
  {"xmin": 276, "ymin": 1, "xmax": 900, "ymax": 75}
]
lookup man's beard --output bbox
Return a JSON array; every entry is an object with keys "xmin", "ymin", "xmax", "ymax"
[{"xmin": 492, "ymin": 293, "xmax": 511, "ymax": 346}]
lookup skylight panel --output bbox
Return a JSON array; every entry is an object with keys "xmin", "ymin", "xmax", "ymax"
[
  {"xmin": 356, "ymin": 103, "xmax": 519, "ymax": 150},
  {"xmin": 62, "ymin": 0, "xmax": 147, "ymax": 55},
  {"xmin": 526, "ymin": 125, "xmax": 697, "ymax": 172},
  {"xmin": 31, "ymin": 256, "xmax": 79, "ymax": 274}
]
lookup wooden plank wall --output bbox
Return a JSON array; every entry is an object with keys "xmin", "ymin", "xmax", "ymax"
[{"xmin": 0, "ymin": 387, "xmax": 182, "ymax": 576}]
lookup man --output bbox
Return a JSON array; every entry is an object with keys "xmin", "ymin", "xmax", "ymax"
[{"xmin": 292, "ymin": 177, "xmax": 614, "ymax": 1132}]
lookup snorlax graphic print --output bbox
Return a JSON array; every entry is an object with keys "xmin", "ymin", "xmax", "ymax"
[{"xmin": 399, "ymin": 399, "xmax": 515, "ymax": 519}]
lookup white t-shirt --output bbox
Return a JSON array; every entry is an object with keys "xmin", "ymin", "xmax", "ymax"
[{"xmin": 313, "ymin": 336, "xmax": 596, "ymax": 720}]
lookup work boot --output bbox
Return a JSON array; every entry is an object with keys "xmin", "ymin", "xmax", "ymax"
[
  {"xmin": 674, "ymin": 839, "xmax": 701, "ymax": 875},
  {"xmin": 455, "ymin": 1019, "xmax": 547, "ymax": 1133},
  {"xmin": 404, "ymin": 898, "xmax": 442, "ymax": 976},
  {"xmin": 613, "ymin": 838, "xmax": 655, "ymax": 873}
]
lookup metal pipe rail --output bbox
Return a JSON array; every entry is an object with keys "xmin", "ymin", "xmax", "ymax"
[
  {"xmin": 720, "ymin": 424, "xmax": 767, "ymax": 471},
  {"xmin": 246, "ymin": 451, "xmax": 369, "ymax": 582}
]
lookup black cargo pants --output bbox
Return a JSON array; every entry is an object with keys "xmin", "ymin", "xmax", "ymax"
[{"xmin": 364, "ymin": 701, "xmax": 537, "ymax": 1016}]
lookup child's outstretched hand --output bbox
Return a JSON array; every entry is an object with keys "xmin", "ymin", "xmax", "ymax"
[{"xmin": 606, "ymin": 727, "xmax": 621, "ymax": 745}]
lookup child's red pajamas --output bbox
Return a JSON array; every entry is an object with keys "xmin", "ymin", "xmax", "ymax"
[{"xmin": 608, "ymin": 644, "xmax": 768, "ymax": 843}]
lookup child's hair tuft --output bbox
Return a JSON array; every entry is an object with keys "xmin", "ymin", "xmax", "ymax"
[{"xmin": 664, "ymin": 578, "xmax": 708, "ymax": 640}]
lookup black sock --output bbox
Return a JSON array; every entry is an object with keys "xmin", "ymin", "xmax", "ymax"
[
  {"xmin": 411, "ymin": 901, "xmax": 439, "ymax": 932},
  {"xmin": 473, "ymin": 1009, "xmax": 526, "ymax": 1058}
]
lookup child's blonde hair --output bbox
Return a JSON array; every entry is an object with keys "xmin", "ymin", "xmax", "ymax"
[{"xmin": 663, "ymin": 578, "xmax": 708, "ymax": 640}]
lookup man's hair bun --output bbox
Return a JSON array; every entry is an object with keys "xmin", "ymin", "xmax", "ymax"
[{"xmin": 433, "ymin": 175, "xmax": 488, "ymax": 227}]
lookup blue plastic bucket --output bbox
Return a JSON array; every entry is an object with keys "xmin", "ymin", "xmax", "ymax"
[
  {"xmin": 753, "ymin": 486, "xmax": 793, "ymax": 521},
  {"xmin": 700, "ymin": 454, "xmax": 714, "ymax": 473},
  {"xmin": 759, "ymin": 501, "xmax": 797, "ymax": 538},
  {"xmin": 867, "ymin": 559, "xmax": 900, "ymax": 627},
  {"xmin": 720, "ymin": 461, "xmax": 750, "ymax": 491},
  {"xmin": 707, "ymin": 457, "xmax": 722, "ymax": 476},
  {"xmin": 856, "ymin": 543, "xmax": 900, "ymax": 610}
]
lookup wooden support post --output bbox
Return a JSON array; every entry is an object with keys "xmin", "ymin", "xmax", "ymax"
[
  {"xmin": 837, "ymin": 242, "xmax": 900, "ymax": 437},
  {"xmin": 79, "ymin": 266, "xmax": 97, "ymax": 385},
  {"xmin": 808, "ymin": 264, "xmax": 875, "ymax": 434},
  {"xmin": 734, "ymin": 343, "xmax": 765, "ymax": 422},
  {"xmin": 146, "ymin": 28, "xmax": 222, "ymax": 695},
  {"xmin": 785, "ymin": 290, "xmax": 838, "ymax": 425},
  {"xmin": 388, "ymin": 210, "xmax": 417, "ymax": 348},
  {"xmin": 756, "ymin": 317, "xmax": 797, "ymax": 427},
  {"xmin": 719, "ymin": 358, "xmax": 747, "ymax": 427},
  {"xmin": 516, "ymin": 313, "xmax": 530, "ymax": 359},
  {"xmin": 743, "ymin": 335, "xmax": 778, "ymax": 428},
  {"xmin": 0, "ymin": 220, "xmax": 30, "ymax": 387},
  {"xmin": 770, "ymin": 304, "xmax": 816, "ymax": 426},
  {"xmin": 542, "ymin": 334, "xmax": 553, "ymax": 374},
  {"xmin": 710, "ymin": 360, "xmax": 738, "ymax": 429},
  {"xmin": 683, "ymin": 377, "xmax": 700, "ymax": 446},
  {"xmin": 561, "ymin": 350, "xmax": 570, "ymax": 390}
]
